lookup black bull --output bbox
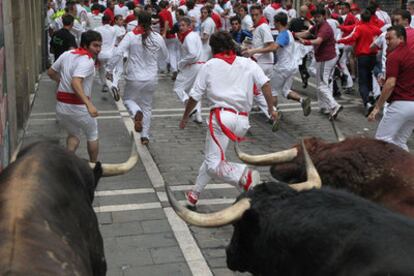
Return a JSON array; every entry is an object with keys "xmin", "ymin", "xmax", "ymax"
[
  {"xmin": 237, "ymin": 137, "xmax": 414, "ymax": 218},
  {"xmin": 166, "ymin": 143, "xmax": 414, "ymax": 275},
  {"xmin": 0, "ymin": 139, "xmax": 137, "ymax": 275}
]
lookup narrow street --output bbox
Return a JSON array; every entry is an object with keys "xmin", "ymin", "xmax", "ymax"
[{"xmin": 23, "ymin": 71, "xmax": 414, "ymax": 276}]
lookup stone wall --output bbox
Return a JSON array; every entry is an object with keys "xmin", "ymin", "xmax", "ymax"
[{"xmin": 3, "ymin": 0, "xmax": 45, "ymax": 164}]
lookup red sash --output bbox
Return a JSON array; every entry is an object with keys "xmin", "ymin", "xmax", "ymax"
[
  {"xmin": 213, "ymin": 50, "xmax": 236, "ymax": 65},
  {"xmin": 178, "ymin": 29, "xmax": 192, "ymax": 43},
  {"xmin": 71, "ymin": 48, "xmax": 93, "ymax": 59},
  {"xmin": 56, "ymin": 91, "xmax": 89, "ymax": 105},
  {"xmin": 209, "ymin": 108, "xmax": 248, "ymax": 161}
]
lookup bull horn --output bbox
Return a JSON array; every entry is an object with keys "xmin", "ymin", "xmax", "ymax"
[
  {"xmin": 89, "ymin": 132, "xmax": 139, "ymax": 177},
  {"xmin": 330, "ymin": 120, "xmax": 346, "ymax": 142},
  {"xmin": 166, "ymin": 187, "xmax": 251, "ymax": 227},
  {"xmin": 235, "ymin": 142, "xmax": 298, "ymax": 166},
  {"xmin": 289, "ymin": 140, "xmax": 321, "ymax": 192}
]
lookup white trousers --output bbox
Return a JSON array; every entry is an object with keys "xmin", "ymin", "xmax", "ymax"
[
  {"xmin": 123, "ymin": 79, "xmax": 157, "ymax": 138},
  {"xmin": 166, "ymin": 38, "xmax": 179, "ymax": 73},
  {"xmin": 271, "ymin": 68, "xmax": 297, "ymax": 98},
  {"xmin": 112, "ymin": 57, "xmax": 124, "ymax": 88},
  {"xmin": 193, "ymin": 110, "xmax": 250, "ymax": 193},
  {"xmin": 56, "ymin": 110, "xmax": 98, "ymax": 141},
  {"xmin": 173, "ymin": 63, "xmax": 202, "ymax": 113},
  {"xmin": 375, "ymin": 101, "xmax": 414, "ymax": 151},
  {"xmin": 315, "ymin": 57, "xmax": 338, "ymax": 110},
  {"xmin": 339, "ymin": 45, "xmax": 354, "ymax": 89}
]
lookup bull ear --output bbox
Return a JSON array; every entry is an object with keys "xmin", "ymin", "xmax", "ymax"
[{"xmin": 239, "ymin": 209, "xmax": 261, "ymax": 235}]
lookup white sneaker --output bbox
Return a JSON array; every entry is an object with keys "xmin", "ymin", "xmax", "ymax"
[
  {"xmin": 193, "ymin": 112, "xmax": 203, "ymax": 124},
  {"xmin": 239, "ymin": 169, "xmax": 260, "ymax": 192}
]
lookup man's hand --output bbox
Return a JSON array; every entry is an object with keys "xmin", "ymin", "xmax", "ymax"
[
  {"xmin": 242, "ymin": 48, "xmax": 254, "ymax": 58},
  {"xmin": 87, "ymin": 103, "xmax": 99, "ymax": 118},
  {"xmin": 368, "ymin": 106, "xmax": 380, "ymax": 122},
  {"xmin": 269, "ymin": 110, "xmax": 278, "ymax": 122}
]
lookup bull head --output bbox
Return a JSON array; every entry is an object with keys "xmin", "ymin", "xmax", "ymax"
[
  {"xmin": 89, "ymin": 132, "xmax": 139, "ymax": 177},
  {"xmin": 166, "ymin": 141, "xmax": 321, "ymax": 227}
]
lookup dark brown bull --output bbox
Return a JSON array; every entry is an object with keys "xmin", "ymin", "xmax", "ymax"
[
  {"xmin": 235, "ymin": 123, "xmax": 414, "ymax": 218},
  {"xmin": 0, "ymin": 135, "xmax": 138, "ymax": 275}
]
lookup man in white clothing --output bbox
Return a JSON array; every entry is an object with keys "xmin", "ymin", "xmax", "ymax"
[
  {"xmin": 88, "ymin": 4, "xmax": 104, "ymax": 30},
  {"xmin": 237, "ymin": 5, "xmax": 253, "ymax": 31},
  {"xmin": 242, "ymin": 4, "xmax": 281, "ymax": 129},
  {"xmin": 94, "ymin": 14, "xmax": 119, "ymax": 99},
  {"xmin": 173, "ymin": 16, "xmax": 204, "ymax": 123},
  {"xmin": 270, "ymin": 12, "xmax": 311, "ymax": 116},
  {"xmin": 199, "ymin": 6, "xmax": 216, "ymax": 61},
  {"xmin": 114, "ymin": 0, "xmax": 129, "ymax": 18},
  {"xmin": 263, "ymin": 0, "xmax": 287, "ymax": 38},
  {"xmin": 181, "ymin": 31, "xmax": 277, "ymax": 207},
  {"xmin": 47, "ymin": 30, "xmax": 102, "ymax": 162},
  {"xmin": 108, "ymin": 11, "xmax": 168, "ymax": 145}
]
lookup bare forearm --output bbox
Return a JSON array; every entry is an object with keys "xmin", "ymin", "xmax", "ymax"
[
  {"xmin": 376, "ymin": 79, "xmax": 395, "ymax": 109},
  {"xmin": 183, "ymin": 97, "xmax": 198, "ymax": 119},
  {"xmin": 261, "ymin": 82, "xmax": 274, "ymax": 112},
  {"xmin": 71, "ymin": 78, "xmax": 91, "ymax": 106},
  {"xmin": 47, "ymin": 68, "xmax": 60, "ymax": 83}
]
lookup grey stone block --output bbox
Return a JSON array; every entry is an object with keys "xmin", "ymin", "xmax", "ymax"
[
  {"xmin": 112, "ymin": 209, "xmax": 166, "ymax": 223},
  {"xmin": 150, "ymin": 246, "xmax": 185, "ymax": 264},
  {"xmin": 123, "ymin": 263, "xmax": 191, "ymax": 276},
  {"xmin": 141, "ymin": 219, "xmax": 171, "ymax": 234}
]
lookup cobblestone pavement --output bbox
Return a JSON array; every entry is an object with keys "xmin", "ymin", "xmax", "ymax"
[{"xmin": 24, "ymin": 71, "xmax": 413, "ymax": 276}]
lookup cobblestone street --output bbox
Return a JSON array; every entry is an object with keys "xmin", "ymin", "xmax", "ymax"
[{"xmin": 23, "ymin": 72, "xmax": 414, "ymax": 276}]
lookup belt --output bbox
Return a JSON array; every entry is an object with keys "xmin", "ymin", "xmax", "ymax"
[
  {"xmin": 209, "ymin": 107, "xmax": 248, "ymax": 161},
  {"xmin": 57, "ymin": 91, "xmax": 89, "ymax": 105}
]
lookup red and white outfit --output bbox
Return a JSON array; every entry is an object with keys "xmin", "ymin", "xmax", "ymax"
[
  {"xmin": 114, "ymin": 3, "xmax": 129, "ymax": 18},
  {"xmin": 94, "ymin": 23, "xmax": 118, "ymax": 89},
  {"xmin": 199, "ymin": 16, "xmax": 216, "ymax": 61},
  {"xmin": 51, "ymin": 49, "xmax": 98, "ymax": 141},
  {"xmin": 263, "ymin": 3, "xmax": 287, "ymax": 37},
  {"xmin": 173, "ymin": 30, "xmax": 203, "ymax": 119},
  {"xmin": 189, "ymin": 53, "xmax": 269, "ymax": 193},
  {"xmin": 158, "ymin": 8, "xmax": 179, "ymax": 73},
  {"xmin": 251, "ymin": 17, "xmax": 274, "ymax": 119},
  {"xmin": 108, "ymin": 27, "xmax": 168, "ymax": 139},
  {"xmin": 375, "ymin": 43, "xmax": 414, "ymax": 151}
]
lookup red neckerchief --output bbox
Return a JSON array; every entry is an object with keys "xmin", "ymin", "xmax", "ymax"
[
  {"xmin": 133, "ymin": 26, "xmax": 145, "ymax": 35},
  {"xmin": 72, "ymin": 48, "xmax": 93, "ymax": 59},
  {"xmin": 254, "ymin": 16, "xmax": 268, "ymax": 28},
  {"xmin": 271, "ymin": 3, "xmax": 282, "ymax": 10},
  {"xmin": 119, "ymin": 3, "xmax": 124, "ymax": 7},
  {"xmin": 92, "ymin": 9, "xmax": 100, "ymax": 15},
  {"xmin": 178, "ymin": 29, "xmax": 192, "ymax": 43},
  {"xmin": 213, "ymin": 50, "xmax": 236, "ymax": 65}
]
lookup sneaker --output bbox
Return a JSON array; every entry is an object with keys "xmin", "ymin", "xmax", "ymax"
[
  {"xmin": 134, "ymin": 111, "xmax": 144, "ymax": 132},
  {"xmin": 272, "ymin": 111, "xmax": 283, "ymax": 132},
  {"xmin": 239, "ymin": 169, "xmax": 260, "ymax": 192},
  {"xmin": 141, "ymin": 137, "xmax": 149, "ymax": 145},
  {"xmin": 171, "ymin": 71, "xmax": 178, "ymax": 81},
  {"xmin": 344, "ymin": 87, "xmax": 354, "ymax": 95},
  {"xmin": 185, "ymin": 191, "xmax": 199, "ymax": 207},
  {"xmin": 320, "ymin": 108, "xmax": 330, "ymax": 115},
  {"xmin": 301, "ymin": 98, "xmax": 312, "ymax": 117},
  {"xmin": 111, "ymin": 86, "xmax": 120, "ymax": 102},
  {"xmin": 193, "ymin": 112, "xmax": 203, "ymax": 124},
  {"xmin": 365, "ymin": 103, "xmax": 375, "ymax": 117},
  {"xmin": 101, "ymin": 85, "xmax": 109, "ymax": 93},
  {"xmin": 329, "ymin": 105, "xmax": 343, "ymax": 121}
]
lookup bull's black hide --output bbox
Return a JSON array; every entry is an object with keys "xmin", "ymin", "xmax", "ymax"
[
  {"xmin": 0, "ymin": 142, "xmax": 106, "ymax": 275},
  {"xmin": 270, "ymin": 137, "xmax": 414, "ymax": 218},
  {"xmin": 226, "ymin": 181, "xmax": 414, "ymax": 276}
]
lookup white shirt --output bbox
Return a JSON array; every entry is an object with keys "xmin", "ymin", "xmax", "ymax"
[
  {"xmin": 94, "ymin": 24, "xmax": 118, "ymax": 59},
  {"xmin": 188, "ymin": 8, "xmax": 201, "ymax": 31},
  {"xmin": 373, "ymin": 32, "xmax": 387, "ymax": 76},
  {"xmin": 108, "ymin": 31, "xmax": 168, "ymax": 81},
  {"xmin": 178, "ymin": 31, "xmax": 202, "ymax": 70},
  {"xmin": 375, "ymin": 10, "xmax": 391, "ymax": 26},
  {"xmin": 113, "ymin": 25, "xmax": 126, "ymax": 41},
  {"xmin": 114, "ymin": 5, "xmax": 129, "ymax": 18},
  {"xmin": 252, "ymin": 23, "xmax": 274, "ymax": 64},
  {"xmin": 241, "ymin": 15, "xmax": 253, "ymax": 31},
  {"xmin": 76, "ymin": 4, "xmax": 89, "ymax": 27},
  {"xmin": 287, "ymin": 9, "xmax": 297, "ymax": 21},
  {"xmin": 52, "ymin": 50, "xmax": 95, "ymax": 114},
  {"xmin": 87, "ymin": 13, "xmax": 103, "ymax": 30},
  {"xmin": 327, "ymin": 18, "xmax": 341, "ymax": 54},
  {"xmin": 190, "ymin": 57, "xmax": 269, "ymax": 112},
  {"xmin": 411, "ymin": 15, "xmax": 414, "ymax": 28},
  {"xmin": 263, "ymin": 5, "xmax": 287, "ymax": 34},
  {"xmin": 274, "ymin": 30, "xmax": 297, "ymax": 72},
  {"xmin": 200, "ymin": 17, "xmax": 216, "ymax": 62},
  {"xmin": 127, "ymin": 20, "xmax": 138, "ymax": 32}
]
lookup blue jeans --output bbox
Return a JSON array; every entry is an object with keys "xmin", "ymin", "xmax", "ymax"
[{"xmin": 357, "ymin": 55, "xmax": 377, "ymax": 105}]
